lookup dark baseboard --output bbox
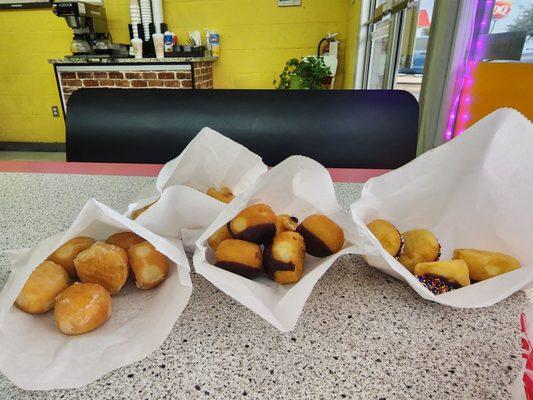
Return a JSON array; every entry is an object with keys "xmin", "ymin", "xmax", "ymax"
[{"xmin": 0, "ymin": 142, "xmax": 66, "ymax": 152}]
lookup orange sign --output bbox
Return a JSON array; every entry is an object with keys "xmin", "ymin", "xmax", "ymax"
[{"xmin": 493, "ymin": 0, "xmax": 511, "ymax": 19}]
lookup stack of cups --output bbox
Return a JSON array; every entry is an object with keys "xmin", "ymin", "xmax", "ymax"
[
  {"xmin": 129, "ymin": 0, "xmax": 141, "ymax": 39},
  {"xmin": 151, "ymin": 0, "xmax": 164, "ymax": 34},
  {"xmin": 139, "ymin": 0, "xmax": 152, "ymax": 41}
]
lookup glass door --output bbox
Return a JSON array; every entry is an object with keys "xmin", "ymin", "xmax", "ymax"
[{"xmin": 363, "ymin": 0, "xmax": 435, "ymax": 99}]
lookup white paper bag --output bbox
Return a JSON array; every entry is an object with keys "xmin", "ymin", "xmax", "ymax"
[
  {"xmin": 351, "ymin": 108, "xmax": 533, "ymax": 307},
  {"xmin": 0, "ymin": 199, "xmax": 192, "ymax": 390},
  {"xmin": 193, "ymin": 156, "xmax": 364, "ymax": 332},
  {"xmin": 126, "ymin": 127, "xmax": 268, "ymax": 241}
]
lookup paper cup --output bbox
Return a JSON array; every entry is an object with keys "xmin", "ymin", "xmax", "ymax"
[
  {"xmin": 152, "ymin": 33, "xmax": 164, "ymax": 58},
  {"xmin": 131, "ymin": 37, "xmax": 143, "ymax": 58}
]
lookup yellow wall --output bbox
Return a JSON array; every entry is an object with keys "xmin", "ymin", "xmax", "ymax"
[
  {"xmin": 0, "ymin": 0, "xmax": 359, "ymax": 143},
  {"xmin": 0, "ymin": 9, "xmax": 71, "ymax": 143},
  {"xmin": 107, "ymin": 0, "xmax": 350, "ymax": 89},
  {"xmin": 343, "ymin": 0, "xmax": 361, "ymax": 89}
]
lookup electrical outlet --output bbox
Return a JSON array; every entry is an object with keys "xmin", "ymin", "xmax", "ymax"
[
  {"xmin": 278, "ymin": 0, "xmax": 301, "ymax": 7},
  {"xmin": 51, "ymin": 106, "xmax": 59, "ymax": 117}
]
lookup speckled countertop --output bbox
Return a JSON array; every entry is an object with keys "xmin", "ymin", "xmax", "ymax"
[
  {"xmin": 0, "ymin": 172, "xmax": 529, "ymax": 399},
  {"xmin": 49, "ymin": 56, "xmax": 217, "ymax": 65}
]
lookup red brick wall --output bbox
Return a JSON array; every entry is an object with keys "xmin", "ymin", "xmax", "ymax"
[
  {"xmin": 193, "ymin": 62, "xmax": 214, "ymax": 89},
  {"xmin": 59, "ymin": 65, "xmax": 213, "ymax": 107}
]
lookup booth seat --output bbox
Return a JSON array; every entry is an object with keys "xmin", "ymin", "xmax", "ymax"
[{"xmin": 66, "ymin": 88, "xmax": 418, "ymax": 168}]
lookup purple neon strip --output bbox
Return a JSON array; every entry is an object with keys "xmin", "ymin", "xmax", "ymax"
[{"xmin": 444, "ymin": 0, "xmax": 494, "ymax": 140}]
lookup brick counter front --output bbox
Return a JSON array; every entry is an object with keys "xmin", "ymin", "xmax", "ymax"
[{"xmin": 54, "ymin": 62, "xmax": 213, "ymax": 112}]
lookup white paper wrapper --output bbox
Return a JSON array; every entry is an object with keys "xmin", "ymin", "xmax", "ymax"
[
  {"xmin": 0, "ymin": 199, "xmax": 192, "ymax": 390},
  {"xmin": 193, "ymin": 156, "xmax": 364, "ymax": 332},
  {"xmin": 126, "ymin": 127, "xmax": 268, "ymax": 242},
  {"xmin": 351, "ymin": 108, "xmax": 533, "ymax": 307}
]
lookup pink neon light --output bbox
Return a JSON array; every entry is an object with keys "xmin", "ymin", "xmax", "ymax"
[{"xmin": 446, "ymin": 0, "xmax": 495, "ymax": 140}]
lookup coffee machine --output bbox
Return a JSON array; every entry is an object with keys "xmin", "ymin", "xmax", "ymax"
[{"xmin": 52, "ymin": 1, "xmax": 127, "ymax": 56}]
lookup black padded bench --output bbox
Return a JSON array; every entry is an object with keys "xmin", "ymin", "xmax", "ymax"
[{"xmin": 66, "ymin": 88, "xmax": 418, "ymax": 168}]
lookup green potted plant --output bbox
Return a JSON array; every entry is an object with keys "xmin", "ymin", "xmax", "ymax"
[{"xmin": 274, "ymin": 57, "xmax": 332, "ymax": 90}]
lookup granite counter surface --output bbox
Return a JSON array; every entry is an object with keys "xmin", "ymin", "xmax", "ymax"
[
  {"xmin": 0, "ymin": 172, "xmax": 528, "ymax": 399},
  {"xmin": 49, "ymin": 56, "xmax": 217, "ymax": 65}
]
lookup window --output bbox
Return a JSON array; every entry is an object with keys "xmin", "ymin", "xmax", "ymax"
[
  {"xmin": 395, "ymin": 0, "xmax": 434, "ymax": 99},
  {"xmin": 483, "ymin": 0, "xmax": 533, "ymax": 62}
]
